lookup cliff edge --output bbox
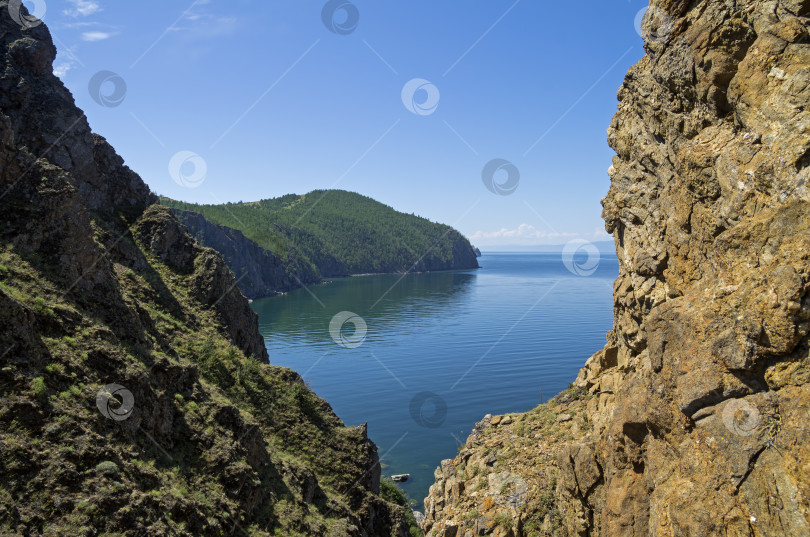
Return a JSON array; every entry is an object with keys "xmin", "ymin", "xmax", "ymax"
[
  {"xmin": 0, "ymin": 3, "xmax": 413, "ymax": 535},
  {"xmin": 423, "ymin": 1, "xmax": 809, "ymax": 535},
  {"xmin": 170, "ymin": 208, "xmax": 326, "ymax": 300}
]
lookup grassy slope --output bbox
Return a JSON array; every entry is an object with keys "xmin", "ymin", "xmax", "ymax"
[
  {"xmin": 0, "ymin": 9, "xmax": 423, "ymax": 534},
  {"xmin": 0, "ymin": 200, "xmax": 418, "ymax": 536},
  {"xmin": 162, "ymin": 190, "xmax": 478, "ymax": 276}
]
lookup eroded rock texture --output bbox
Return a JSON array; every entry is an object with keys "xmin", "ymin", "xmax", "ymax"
[
  {"xmin": 423, "ymin": 1, "xmax": 810, "ymax": 535},
  {"xmin": 0, "ymin": 3, "xmax": 413, "ymax": 535}
]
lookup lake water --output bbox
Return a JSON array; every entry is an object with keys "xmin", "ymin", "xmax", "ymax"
[{"xmin": 251, "ymin": 252, "xmax": 618, "ymax": 507}]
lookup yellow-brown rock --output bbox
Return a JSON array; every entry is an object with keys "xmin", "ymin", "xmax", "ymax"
[{"xmin": 423, "ymin": 1, "xmax": 810, "ymax": 535}]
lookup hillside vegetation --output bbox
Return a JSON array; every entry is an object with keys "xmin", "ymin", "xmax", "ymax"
[
  {"xmin": 162, "ymin": 190, "xmax": 479, "ymax": 280},
  {"xmin": 0, "ymin": 7, "xmax": 419, "ymax": 536}
]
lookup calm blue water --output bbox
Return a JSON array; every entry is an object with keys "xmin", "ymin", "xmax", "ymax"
[{"xmin": 251, "ymin": 252, "xmax": 617, "ymax": 506}]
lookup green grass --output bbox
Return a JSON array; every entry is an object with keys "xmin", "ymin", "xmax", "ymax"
[
  {"xmin": 31, "ymin": 376, "xmax": 47, "ymax": 398},
  {"xmin": 0, "ymin": 204, "xmax": 416, "ymax": 537},
  {"xmin": 492, "ymin": 512, "xmax": 513, "ymax": 529},
  {"xmin": 45, "ymin": 363, "xmax": 64, "ymax": 375},
  {"xmin": 380, "ymin": 477, "xmax": 424, "ymax": 536},
  {"xmin": 461, "ymin": 509, "xmax": 479, "ymax": 524}
]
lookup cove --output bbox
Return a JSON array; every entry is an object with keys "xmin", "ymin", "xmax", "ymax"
[{"xmin": 251, "ymin": 252, "xmax": 618, "ymax": 505}]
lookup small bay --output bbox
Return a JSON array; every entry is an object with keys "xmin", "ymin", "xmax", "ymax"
[{"xmin": 251, "ymin": 252, "xmax": 618, "ymax": 505}]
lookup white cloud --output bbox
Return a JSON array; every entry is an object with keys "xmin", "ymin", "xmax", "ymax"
[
  {"xmin": 81, "ymin": 31, "xmax": 113, "ymax": 42},
  {"xmin": 61, "ymin": 21, "xmax": 101, "ymax": 28},
  {"xmin": 53, "ymin": 62, "xmax": 73, "ymax": 78},
  {"xmin": 167, "ymin": 3, "xmax": 239, "ymax": 39},
  {"xmin": 170, "ymin": 16, "xmax": 238, "ymax": 38},
  {"xmin": 470, "ymin": 224, "xmax": 577, "ymax": 246},
  {"xmin": 53, "ymin": 44, "xmax": 84, "ymax": 79},
  {"xmin": 64, "ymin": 0, "xmax": 102, "ymax": 17}
]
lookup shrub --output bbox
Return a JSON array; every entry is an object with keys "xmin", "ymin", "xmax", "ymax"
[
  {"xmin": 292, "ymin": 382, "xmax": 318, "ymax": 417},
  {"xmin": 235, "ymin": 356, "xmax": 259, "ymax": 386},
  {"xmin": 95, "ymin": 461, "xmax": 119, "ymax": 477},
  {"xmin": 197, "ymin": 337, "xmax": 232, "ymax": 387},
  {"xmin": 493, "ymin": 512, "xmax": 513, "ymax": 529},
  {"xmin": 380, "ymin": 478, "xmax": 423, "ymax": 536},
  {"xmin": 32, "ymin": 297, "xmax": 56, "ymax": 319},
  {"xmin": 45, "ymin": 363, "xmax": 64, "ymax": 375},
  {"xmin": 380, "ymin": 477, "xmax": 409, "ymax": 506},
  {"xmin": 462, "ymin": 509, "xmax": 479, "ymax": 523},
  {"xmin": 31, "ymin": 377, "xmax": 47, "ymax": 398}
]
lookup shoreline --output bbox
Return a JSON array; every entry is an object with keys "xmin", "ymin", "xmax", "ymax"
[{"xmin": 246, "ymin": 265, "xmax": 481, "ymax": 301}]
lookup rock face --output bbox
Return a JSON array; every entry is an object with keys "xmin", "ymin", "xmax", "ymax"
[
  {"xmin": 171, "ymin": 208, "xmax": 325, "ymax": 300},
  {"xmin": 423, "ymin": 1, "xmax": 810, "ymax": 536},
  {"xmin": 0, "ymin": 4, "xmax": 412, "ymax": 535}
]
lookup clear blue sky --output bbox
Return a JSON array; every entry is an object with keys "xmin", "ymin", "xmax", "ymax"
[{"xmin": 43, "ymin": 0, "xmax": 652, "ymax": 248}]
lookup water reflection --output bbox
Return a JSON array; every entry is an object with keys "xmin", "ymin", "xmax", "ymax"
[
  {"xmin": 253, "ymin": 270, "xmax": 478, "ymax": 349},
  {"xmin": 251, "ymin": 253, "xmax": 617, "ymax": 505}
]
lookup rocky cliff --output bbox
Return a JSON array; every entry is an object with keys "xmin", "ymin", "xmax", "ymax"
[
  {"xmin": 171, "ymin": 208, "xmax": 327, "ymax": 300},
  {"xmin": 0, "ymin": 3, "xmax": 414, "ymax": 535},
  {"xmin": 423, "ymin": 1, "xmax": 809, "ymax": 536}
]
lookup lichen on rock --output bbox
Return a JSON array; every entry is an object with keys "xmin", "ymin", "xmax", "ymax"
[{"xmin": 423, "ymin": 1, "xmax": 810, "ymax": 535}]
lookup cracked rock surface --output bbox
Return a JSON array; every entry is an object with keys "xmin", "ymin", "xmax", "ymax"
[
  {"xmin": 423, "ymin": 1, "xmax": 810, "ymax": 535},
  {"xmin": 0, "ymin": 3, "xmax": 414, "ymax": 535}
]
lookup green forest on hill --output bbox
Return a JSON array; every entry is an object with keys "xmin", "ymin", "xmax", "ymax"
[{"xmin": 162, "ymin": 190, "xmax": 479, "ymax": 277}]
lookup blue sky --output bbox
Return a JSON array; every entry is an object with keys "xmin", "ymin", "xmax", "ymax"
[{"xmin": 41, "ymin": 0, "xmax": 652, "ymax": 248}]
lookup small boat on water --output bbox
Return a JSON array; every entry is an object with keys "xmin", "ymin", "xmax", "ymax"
[{"xmin": 391, "ymin": 474, "xmax": 410, "ymax": 482}]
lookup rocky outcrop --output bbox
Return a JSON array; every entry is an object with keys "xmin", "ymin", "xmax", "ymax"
[
  {"xmin": 424, "ymin": 1, "xmax": 810, "ymax": 536},
  {"xmin": 171, "ymin": 208, "xmax": 326, "ymax": 300},
  {"xmin": 0, "ymin": 3, "xmax": 412, "ymax": 535},
  {"xmin": 134, "ymin": 206, "xmax": 269, "ymax": 360}
]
